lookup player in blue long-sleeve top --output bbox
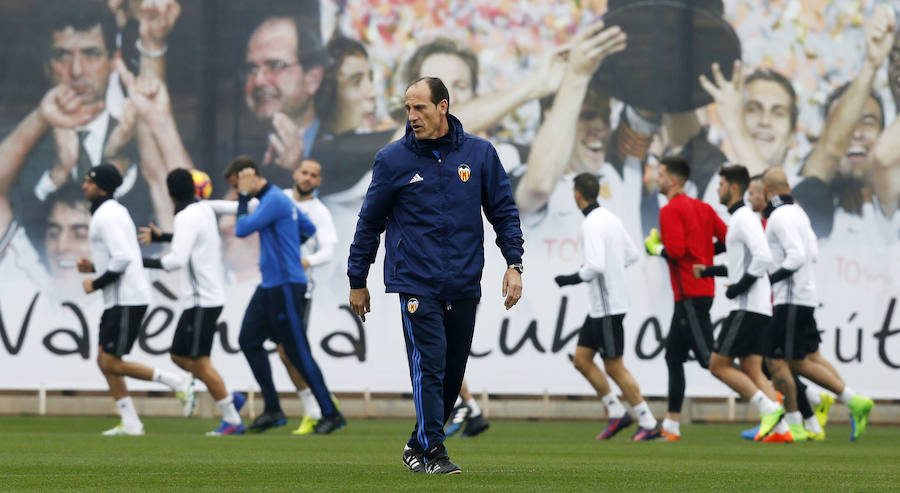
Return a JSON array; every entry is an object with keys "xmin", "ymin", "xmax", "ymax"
[{"xmin": 225, "ymin": 156, "xmax": 345, "ymax": 434}]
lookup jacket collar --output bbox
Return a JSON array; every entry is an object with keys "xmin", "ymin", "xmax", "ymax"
[
  {"xmin": 581, "ymin": 202, "xmax": 600, "ymax": 216},
  {"xmin": 727, "ymin": 200, "xmax": 745, "ymax": 215},
  {"xmin": 403, "ymin": 113, "xmax": 465, "ymax": 157},
  {"xmin": 254, "ymin": 182, "xmax": 272, "ymax": 199},
  {"xmin": 762, "ymin": 194, "xmax": 793, "ymax": 219},
  {"xmin": 90, "ymin": 195, "xmax": 113, "ymax": 215},
  {"xmin": 174, "ymin": 197, "xmax": 197, "ymax": 215}
]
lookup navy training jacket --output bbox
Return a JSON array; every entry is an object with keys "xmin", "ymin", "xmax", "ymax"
[{"xmin": 347, "ymin": 113, "xmax": 524, "ymax": 300}]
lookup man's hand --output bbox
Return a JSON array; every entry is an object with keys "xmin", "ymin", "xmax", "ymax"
[
  {"xmin": 39, "ymin": 85, "xmax": 104, "ymax": 129},
  {"xmin": 502, "ymin": 269, "xmax": 523, "ymax": 310},
  {"xmin": 116, "ymin": 59, "xmax": 172, "ymax": 125},
  {"xmin": 865, "ymin": 4, "xmax": 896, "ymax": 67},
  {"xmin": 724, "ymin": 284, "xmax": 740, "ymax": 299},
  {"xmin": 554, "ymin": 273, "xmax": 582, "ymax": 287},
  {"xmin": 138, "ymin": 0, "xmax": 182, "ymax": 51},
  {"xmin": 77, "ymin": 257, "xmax": 95, "ymax": 273},
  {"xmin": 82, "ymin": 278, "xmax": 95, "ymax": 294},
  {"xmin": 349, "ymin": 287, "xmax": 371, "ymax": 322},
  {"xmin": 137, "ymin": 222, "xmax": 163, "ymax": 245},
  {"xmin": 104, "ymin": 99, "xmax": 137, "ymax": 162},
  {"xmin": 263, "ymin": 113, "xmax": 305, "ymax": 171},
  {"xmin": 698, "ymin": 61, "xmax": 745, "ymax": 131},
  {"xmin": 301, "ymin": 258, "xmax": 310, "ymax": 270},
  {"xmin": 692, "ymin": 264, "xmax": 706, "ymax": 279},
  {"xmin": 237, "ymin": 167, "xmax": 258, "ymax": 195},
  {"xmin": 567, "ymin": 22, "xmax": 627, "ymax": 78},
  {"xmin": 526, "ymin": 44, "xmax": 570, "ymax": 100},
  {"xmin": 644, "ymin": 228, "xmax": 664, "ymax": 256},
  {"xmin": 48, "ymin": 128, "xmax": 79, "ymax": 187}
]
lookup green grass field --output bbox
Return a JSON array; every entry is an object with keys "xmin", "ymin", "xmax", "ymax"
[{"xmin": 1, "ymin": 416, "xmax": 898, "ymax": 492}]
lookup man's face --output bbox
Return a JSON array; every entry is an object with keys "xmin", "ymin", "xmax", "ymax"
[
  {"xmin": 45, "ymin": 202, "xmax": 91, "ymax": 279},
  {"xmin": 717, "ymin": 176, "xmax": 733, "ymax": 206},
  {"xmin": 332, "ymin": 54, "xmax": 376, "ymax": 134},
  {"xmin": 405, "ymin": 82, "xmax": 447, "ymax": 139},
  {"xmin": 658, "ymin": 164, "xmax": 674, "ymax": 195},
  {"xmin": 244, "ymin": 19, "xmax": 315, "ymax": 120},
  {"xmin": 836, "ymin": 96, "xmax": 883, "ymax": 178},
  {"xmin": 419, "ymin": 53, "xmax": 475, "ymax": 105},
  {"xmin": 292, "ymin": 160, "xmax": 322, "ymax": 195},
  {"xmin": 571, "ymin": 93, "xmax": 611, "ymax": 172},
  {"xmin": 81, "ymin": 177, "xmax": 105, "ymax": 201},
  {"xmin": 743, "ymin": 80, "xmax": 794, "ymax": 167},
  {"xmin": 889, "ymin": 34, "xmax": 900, "ymax": 108},
  {"xmin": 47, "ymin": 25, "xmax": 111, "ymax": 105},
  {"xmin": 748, "ymin": 179, "xmax": 766, "ymax": 212}
]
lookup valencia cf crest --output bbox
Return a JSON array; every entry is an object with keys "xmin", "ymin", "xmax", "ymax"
[
  {"xmin": 457, "ymin": 164, "xmax": 471, "ymax": 182},
  {"xmin": 407, "ymin": 298, "xmax": 419, "ymax": 313}
]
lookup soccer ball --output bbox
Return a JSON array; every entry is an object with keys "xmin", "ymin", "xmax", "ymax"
[{"xmin": 191, "ymin": 169, "xmax": 212, "ymax": 199}]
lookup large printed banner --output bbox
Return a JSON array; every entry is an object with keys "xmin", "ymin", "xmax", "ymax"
[{"xmin": 1, "ymin": 0, "xmax": 899, "ymax": 397}]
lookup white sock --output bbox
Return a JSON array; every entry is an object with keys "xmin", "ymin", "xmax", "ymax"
[
  {"xmin": 298, "ymin": 389, "xmax": 322, "ymax": 420},
  {"xmin": 633, "ymin": 401, "xmax": 656, "ymax": 429},
  {"xmin": 839, "ymin": 387, "xmax": 856, "ymax": 404},
  {"xmin": 804, "ymin": 415, "xmax": 823, "ymax": 434},
  {"xmin": 216, "ymin": 395, "xmax": 242, "ymax": 425},
  {"xmin": 784, "ymin": 411, "xmax": 802, "ymax": 426},
  {"xmin": 152, "ymin": 369, "xmax": 184, "ymax": 391},
  {"xmin": 454, "ymin": 396, "xmax": 463, "ymax": 407},
  {"xmin": 750, "ymin": 390, "xmax": 779, "ymax": 415},
  {"xmin": 602, "ymin": 392, "xmax": 626, "ymax": 419},
  {"xmin": 116, "ymin": 397, "xmax": 142, "ymax": 429},
  {"xmin": 805, "ymin": 387, "xmax": 822, "ymax": 407},
  {"xmin": 662, "ymin": 417, "xmax": 680, "ymax": 434},
  {"xmin": 773, "ymin": 420, "xmax": 790, "ymax": 434},
  {"xmin": 466, "ymin": 398, "xmax": 482, "ymax": 417}
]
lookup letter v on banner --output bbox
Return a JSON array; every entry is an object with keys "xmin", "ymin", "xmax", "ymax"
[{"xmin": 0, "ymin": 292, "xmax": 39, "ymax": 354}]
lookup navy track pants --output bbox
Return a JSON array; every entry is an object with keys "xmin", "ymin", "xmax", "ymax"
[
  {"xmin": 399, "ymin": 294, "xmax": 477, "ymax": 453},
  {"xmin": 239, "ymin": 283, "xmax": 337, "ymax": 417}
]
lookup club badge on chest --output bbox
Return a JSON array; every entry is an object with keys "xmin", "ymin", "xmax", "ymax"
[{"xmin": 457, "ymin": 164, "xmax": 471, "ymax": 183}]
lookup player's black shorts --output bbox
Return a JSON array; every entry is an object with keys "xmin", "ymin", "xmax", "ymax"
[
  {"xmin": 665, "ymin": 297, "xmax": 714, "ymax": 368},
  {"xmin": 577, "ymin": 314, "xmax": 625, "ymax": 359},
  {"xmin": 99, "ymin": 305, "xmax": 148, "ymax": 357},
  {"xmin": 767, "ymin": 304, "xmax": 820, "ymax": 360},
  {"xmin": 714, "ymin": 310, "xmax": 770, "ymax": 358},
  {"xmin": 170, "ymin": 306, "xmax": 223, "ymax": 358}
]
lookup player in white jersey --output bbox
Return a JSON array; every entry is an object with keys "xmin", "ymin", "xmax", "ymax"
[
  {"xmin": 274, "ymin": 159, "xmax": 340, "ymax": 435},
  {"xmin": 77, "ymin": 164, "xmax": 194, "ymax": 435},
  {"xmin": 762, "ymin": 168, "xmax": 874, "ymax": 441},
  {"xmin": 138, "ymin": 169, "xmax": 246, "ymax": 435},
  {"xmin": 554, "ymin": 174, "xmax": 659, "ymax": 441},
  {"xmin": 693, "ymin": 165, "xmax": 785, "ymax": 440}
]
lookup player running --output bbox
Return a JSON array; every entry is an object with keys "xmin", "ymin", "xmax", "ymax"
[
  {"xmin": 555, "ymin": 173, "xmax": 660, "ymax": 441},
  {"xmin": 139, "ymin": 169, "xmax": 246, "ymax": 435}
]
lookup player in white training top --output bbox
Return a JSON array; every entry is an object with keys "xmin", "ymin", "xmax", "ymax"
[
  {"xmin": 139, "ymin": 169, "xmax": 247, "ymax": 435},
  {"xmin": 77, "ymin": 164, "xmax": 194, "ymax": 436}
]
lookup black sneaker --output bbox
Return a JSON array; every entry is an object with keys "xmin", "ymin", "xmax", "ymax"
[
  {"xmin": 425, "ymin": 455, "xmax": 462, "ymax": 474},
  {"xmin": 444, "ymin": 403, "xmax": 470, "ymax": 436},
  {"xmin": 313, "ymin": 412, "xmax": 346, "ymax": 434},
  {"xmin": 402, "ymin": 445, "xmax": 426, "ymax": 473},
  {"xmin": 461, "ymin": 413, "xmax": 489, "ymax": 437},
  {"xmin": 248, "ymin": 411, "xmax": 287, "ymax": 433}
]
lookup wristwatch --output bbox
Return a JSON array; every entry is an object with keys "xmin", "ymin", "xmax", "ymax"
[{"xmin": 508, "ymin": 263, "xmax": 524, "ymax": 274}]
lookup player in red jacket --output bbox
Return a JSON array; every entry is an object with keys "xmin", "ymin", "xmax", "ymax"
[{"xmin": 644, "ymin": 157, "xmax": 727, "ymax": 441}]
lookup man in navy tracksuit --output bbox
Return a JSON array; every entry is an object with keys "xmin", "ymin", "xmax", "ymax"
[
  {"xmin": 348, "ymin": 77, "xmax": 524, "ymax": 474},
  {"xmin": 225, "ymin": 156, "xmax": 345, "ymax": 434}
]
